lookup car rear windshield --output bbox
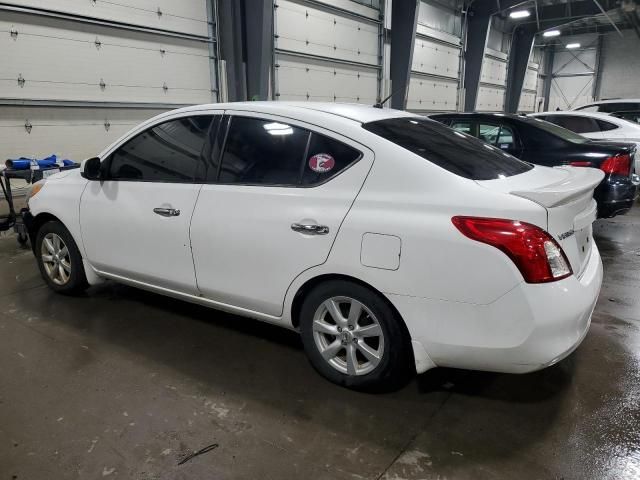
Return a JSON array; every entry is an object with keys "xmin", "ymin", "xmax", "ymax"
[
  {"xmin": 527, "ymin": 117, "xmax": 590, "ymax": 144},
  {"xmin": 362, "ymin": 117, "xmax": 533, "ymax": 180}
]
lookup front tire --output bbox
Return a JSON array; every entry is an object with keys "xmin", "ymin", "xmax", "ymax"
[
  {"xmin": 35, "ymin": 220, "xmax": 88, "ymax": 295},
  {"xmin": 299, "ymin": 280, "xmax": 414, "ymax": 391}
]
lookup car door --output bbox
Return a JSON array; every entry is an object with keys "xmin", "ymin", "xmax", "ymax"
[
  {"xmin": 80, "ymin": 114, "xmax": 218, "ymax": 294},
  {"xmin": 189, "ymin": 112, "xmax": 373, "ymax": 317}
]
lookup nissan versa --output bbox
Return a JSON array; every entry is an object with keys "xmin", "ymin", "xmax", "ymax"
[{"xmin": 23, "ymin": 103, "xmax": 604, "ymax": 390}]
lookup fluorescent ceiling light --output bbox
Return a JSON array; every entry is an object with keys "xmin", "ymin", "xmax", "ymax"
[
  {"xmin": 543, "ymin": 29, "xmax": 561, "ymax": 37},
  {"xmin": 566, "ymin": 43, "xmax": 581, "ymax": 49},
  {"xmin": 509, "ymin": 10, "xmax": 530, "ymax": 19}
]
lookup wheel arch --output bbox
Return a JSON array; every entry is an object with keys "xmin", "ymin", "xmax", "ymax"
[
  {"xmin": 29, "ymin": 212, "xmax": 63, "ymax": 252},
  {"xmin": 290, "ymin": 273, "xmax": 410, "ymax": 339}
]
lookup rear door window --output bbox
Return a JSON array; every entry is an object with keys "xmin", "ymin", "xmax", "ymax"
[
  {"xmin": 450, "ymin": 121, "xmax": 474, "ymax": 136},
  {"xmin": 301, "ymin": 134, "xmax": 361, "ymax": 186},
  {"xmin": 363, "ymin": 117, "xmax": 533, "ymax": 180},
  {"xmin": 219, "ymin": 117, "xmax": 309, "ymax": 185},
  {"xmin": 217, "ymin": 116, "xmax": 361, "ymax": 186}
]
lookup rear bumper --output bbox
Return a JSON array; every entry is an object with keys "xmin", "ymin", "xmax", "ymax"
[
  {"xmin": 389, "ymin": 242, "xmax": 603, "ymax": 374},
  {"xmin": 595, "ymin": 175, "xmax": 639, "ymax": 217}
]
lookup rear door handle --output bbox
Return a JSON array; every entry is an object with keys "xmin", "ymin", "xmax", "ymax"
[
  {"xmin": 291, "ymin": 223, "xmax": 329, "ymax": 235},
  {"xmin": 153, "ymin": 207, "xmax": 180, "ymax": 217}
]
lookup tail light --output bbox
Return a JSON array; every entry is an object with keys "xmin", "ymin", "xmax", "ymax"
[
  {"xmin": 569, "ymin": 161, "xmax": 592, "ymax": 167},
  {"xmin": 452, "ymin": 216, "xmax": 572, "ymax": 284},
  {"xmin": 600, "ymin": 153, "xmax": 631, "ymax": 176}
]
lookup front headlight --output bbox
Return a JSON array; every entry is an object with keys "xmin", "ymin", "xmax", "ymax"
[{"xmin": 27, "ymin": 179, "xmax": 46, "ymax": 204}]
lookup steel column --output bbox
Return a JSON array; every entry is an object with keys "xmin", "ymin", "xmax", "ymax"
[
  {"xmin": 505, "ymin": 25, "xmax": 536, "ymax": 112},
  {"xmin": 462, "ymin": 11, "xmax": 491, "ymax": 111},
  {"xmin": 245, "ymin": 0, "xmax": 274, "ymax": 101},
  {"xmin": 542, "ymin": 45, "xmax": 554, "ymax": 111},
  {"xmin": 218, "ymin": 0, "xmax": 247, "ymax": 101},
  {"xmin": 389, "ymin": 0, "xmax": 419, "ymax": 110}
]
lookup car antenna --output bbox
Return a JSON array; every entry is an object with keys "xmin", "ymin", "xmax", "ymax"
[{"xmin": 373, "ymin": 86, "xmax": 406, "ymax": 109}]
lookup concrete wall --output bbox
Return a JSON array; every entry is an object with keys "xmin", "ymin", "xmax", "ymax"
[{"xmin": 598, "ymin": 30, "xmax": 640, "ymax": 100}]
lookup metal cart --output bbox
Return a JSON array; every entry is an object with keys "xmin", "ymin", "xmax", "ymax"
[{"xmin": 0, "ymin": 164, "xmax": 79, "ymax": 245}]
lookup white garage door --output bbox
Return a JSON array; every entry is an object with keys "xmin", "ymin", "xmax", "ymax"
[
  {"xmin": 274, "ymin": 0, "xmax": 381, "ymax": 104},
  {"xmin": 407, "ymin": 0, "xmax": 461, "ymax": 113},
  {"xmin": 518, "ymin": 62, "xmax": 540, "ymax": 113},
  {"xmin": 0, "ymin": 1, "xmax": 217, "ymax": 165},
  {"xmin": 476, "ymin": 48, "xmax": 507, "ymax": 112}
]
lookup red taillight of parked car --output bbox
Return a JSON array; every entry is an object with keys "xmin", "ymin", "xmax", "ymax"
[
  {"xmin": 451, "ymin": 216, "xmax": 573, "ymax": 283},
  {"xmin": 600, "ymin": 153, "xmax": 631, "ymax": 176}
]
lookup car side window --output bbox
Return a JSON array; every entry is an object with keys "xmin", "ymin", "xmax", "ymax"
[
  {"xmin": 450, "ymin": 121, "xmax": 474, "ymax": 136},
  {"xmin": 596, "ymin": 119, "xmax": 619, "ymax": 132},
  {"xmin": 218, "ymin": 116, "xmax": 309, "ymax": 185},
  {"xmin": 301, "ymin": 133, "xmax": 361, "ymax": 186},
  {"xmin": 495, "ymin": 125, "xmax": 517, "ymax": 151},
  {"xmin": 108, "ymin": 116, "xmax": 213, "ymax": 182},
  {"xmin": 217, "ymin": 116, "xmax": 362, "ymax": 187},
  {"xmin": 478, "ymin": 123, "xmax": 501, "ymax": 144}
]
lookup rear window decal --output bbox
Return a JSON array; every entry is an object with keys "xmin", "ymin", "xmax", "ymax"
[{"xmin": 309, "ymin": 153, "xmax": 335, "ymax": 173}]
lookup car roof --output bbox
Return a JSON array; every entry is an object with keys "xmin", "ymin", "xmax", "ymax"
[
  {"xmin": 531, "ymin": 111, "xmax": 640, "ymax": 128},
  {"xmin": 429, "ymin": 112, "xmax": 530, "ymax": 122},
  {"xmin": 532, "ymin": 111, "xmax": 615, "ymax": 120},
  {"xmin": 582, "ymin": 99, "xmax": 640, "ymax": 105},
  {"xmin": 165, "ymin": 101, "xmax": 417, "ymax": 124}
]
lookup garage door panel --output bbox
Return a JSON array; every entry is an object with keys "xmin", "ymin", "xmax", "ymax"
[
  {"xmin": 0, "ymin": 106, "xmax": 166, "ymax": 161},
  {"xmin": 275, "ymin": 0, "xmax": 378, "ymax": 66},
  {"xmin": 406, "ymin": 75, "xmax": 458, "ymax": 112},
  {"xmin": 476, "ymin": 86, "xmax": 505, "ymax": 112},
  {"xmin": 1, "ymin": 12, "xmax": 212, "ymax": 104},
  {"xmin": 518, "ymin": 91, "xmax": 536, "ymax": 112},
  {"xmin": 276, "ymin": 55, "xmax": 378, "ymax": 103},
  {"xmin": 2, "ymin": 0, "xmax": 209, "ymax": 37},
  {"xmin": 411, "ymin": 37, "xmax": 459, "ymax": 79},
  {"xmin": 480, "ymin": 57, "xmax": 507, "ymax": 87},
  {"xmin": 523, "ymin": 67, "xmax": 538, "ymax": 92}
]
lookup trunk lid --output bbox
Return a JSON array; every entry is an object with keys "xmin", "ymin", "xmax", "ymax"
[{"xmin": 476, "ymin": 166, "xmax": 604, "ymax": 277}]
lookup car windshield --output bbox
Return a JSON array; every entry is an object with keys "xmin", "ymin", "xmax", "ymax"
[
  {"xmin": 362, "ymin": 117, "xmax": 533, "ymax": 180},
  {"xmin": 528, "ymin": 117, "xmax": 590, "ymax": 144}
]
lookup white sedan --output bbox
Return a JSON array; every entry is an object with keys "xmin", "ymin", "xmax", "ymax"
[{"xmin": 25, "ymin": 102, "xmax": 603, "ymax": 390}]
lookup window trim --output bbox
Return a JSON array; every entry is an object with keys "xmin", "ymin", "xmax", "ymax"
[
  {"xmin": 101, "ymin": 113, "xmax": 220, "ymax": 184},
  {"xmin": 211, "ymin": 113, "xmax": 364, "ymax": 189}
]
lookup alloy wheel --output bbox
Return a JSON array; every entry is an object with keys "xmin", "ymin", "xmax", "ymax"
[
  {"xmin": 41, "ymin": 233, "xmax": 71, "ymax": 286},
  {"xmin": 312, "ymin": 296, "xmax": 385, "ymax": 376}
]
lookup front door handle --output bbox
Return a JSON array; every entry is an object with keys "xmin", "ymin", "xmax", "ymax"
[
  {"xmin": 153, "ymin": 207, "xmax": 180, "ymax": 217},
  {"xmin": 291, "ymin": 223, "xmax": 329, "ymax": 235}
]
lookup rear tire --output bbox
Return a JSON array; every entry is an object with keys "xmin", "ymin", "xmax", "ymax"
[
  {"xmin": 299, "ymin": 280, "xmax": 414, "ymax": 391},
  {"xmin": 35, "ymin": 220, "xmax": 88, "ymax": 295}
]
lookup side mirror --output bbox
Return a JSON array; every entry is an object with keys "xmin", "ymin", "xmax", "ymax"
[{"xmin": 81, "ymin": 157, "xmax": 102, "ymax": 180}]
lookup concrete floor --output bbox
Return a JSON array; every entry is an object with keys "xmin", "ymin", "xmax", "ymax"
[{"xmin": 1, "ymin": 209, "xmax": 639, "ymax": 480}]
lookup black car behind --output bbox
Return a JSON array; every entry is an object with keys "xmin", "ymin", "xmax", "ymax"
[{"xmin": 430, "ymin": 113, "xmax": 639, "ymax": 218}]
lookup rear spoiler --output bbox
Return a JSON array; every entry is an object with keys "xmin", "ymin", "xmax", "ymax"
[{"xmin": 511, "ymin": 167, "xmax": 604, "ymax": 208}]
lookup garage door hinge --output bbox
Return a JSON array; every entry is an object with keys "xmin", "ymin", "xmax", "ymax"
[
  {"xmin": 95, "ymin": 37, "xmax": 101, "ymax": 49},
  {"xmin": 10, "ymin": 27, "xmax": 18, "ymax": 39},
  {"xmin": 99, "ymin": 78, "xmax": 106, "ymax": 90},
  {"xmin": 160, "ymin": 48, "xmax": 166, "ymax": 56},
  {"xmin": 163, "ymin": 82, "xmax": 168, "ymax": 92},
  {"xmin": 104, "ymin": 120, "xmax": 110, "ymax": 131},
  {"xmin": 24, "ymin": 120, "xmax": 32, "ymax": 134},
  {"xmin": 157, "ymin": 7, "xmax": 163, "ymax": 17},
  {"xmin": 17, "ymin": 74, "xmax": 25, "ymax": 88}
]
